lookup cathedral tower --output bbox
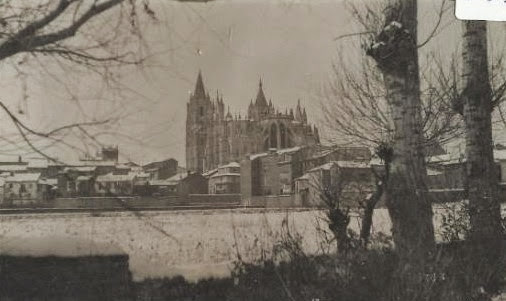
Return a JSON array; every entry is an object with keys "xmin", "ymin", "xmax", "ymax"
[{"xmin": 186, "ymin": 71, "xmax": 212, "ymax": 173}]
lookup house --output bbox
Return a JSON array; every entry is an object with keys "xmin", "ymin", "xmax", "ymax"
[
  {"xmin": 148, "ymin": 178, "xmax": 178, "ymax": 196},
  {"xmin": 95, "ymin": 173, "xmax": 137, "ymax": 196},
  {"xmin": 0, "ymin": 165, "xmax": 28, "ymax": 174},
  {"xmin": 3, "ymin": 173, "xmax": 42, "ymax": 201},
  {"xmin": 26, "ymin": 160, "xmax": 49, "ymax": 176},
  {"xmin": 294, "ymin": 161, "xmax": 374, "ymax": 207},
  {"xmin": 132, "ymin": 171, "xmax": 151, "ymax": 195},
  {"xmin": 176, "ymin": 172, "xmax": 208, "ymax": 196},
  {"xmin": 209, "ymin": 162, "xmax": 241, "ymax": 194},
  {"xmin": 241, "ymin": 145, "xmax": 372, "ymax": 201},
  {"xmin": 149, "ymin": 172, "xmax": 207, "ymax": 197},
  {"xmin": 427, "ymin": 153, "xmax": 467, "ymax": 189},
  {"xmin": 80, "ymin": 146, "xmax": 119, "ymax": 162},
  {"xmin": 57, "ymin": 166, "xmax": 97, "ymax": 197},
  {"xmin": 143, "ymin": 158, "xmax": 178, "ymax": 180},
  {"xmin": 38, "ymin": 178, "xmax": 58, "ymax": 200},
  {"xmin": 114, "ymin": 163, "xmax": 132, "ymax": 175}
]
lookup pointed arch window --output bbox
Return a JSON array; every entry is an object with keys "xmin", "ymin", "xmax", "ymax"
[
  {"xmin": 270, "ymin": 123, "xmax": 278, "ymax": 149},
  {"xmin": 280, "ymin": 123, "xmax": 287, "ymax": 149}
]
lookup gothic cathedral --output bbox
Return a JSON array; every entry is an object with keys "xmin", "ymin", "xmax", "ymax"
[{"xmin": 186, "ymin": 71, "xmax": 320, "ymax": 173}]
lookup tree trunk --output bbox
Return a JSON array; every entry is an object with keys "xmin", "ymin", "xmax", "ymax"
[
  {"xmin": 366, "ymin": 0, "xmax": 436, "ymax": 297},
  {"xmin": 359, "ymin": 179, "xmax": 384, "ymax": 246},
  {"xmin": 461, "ymin": 20, "xmax": 503, "ymax": 295}
]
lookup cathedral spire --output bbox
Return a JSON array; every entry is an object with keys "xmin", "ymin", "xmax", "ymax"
[
  {"xmin": 194, "ymin": 70, "xmax": 206, "ymax": 98},
  {"xmin": 255, "ymin": 77, "xmax": 267, "ymax": 107},
  {"xmin": 295, "ymin": 99, "xmax": 303, "ymax": 121}
]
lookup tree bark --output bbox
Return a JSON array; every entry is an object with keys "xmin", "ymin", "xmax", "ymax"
[
  {"xmin": 359, "ymin": 179, "xmax": 384, "ymax": 246},
  {"xmin": 366, "ymin": 0, "xmax": 436, "ymax": 297},
  {"xmin": 461, "ymin": 20, "xmax": 503, "ymax": 295}
]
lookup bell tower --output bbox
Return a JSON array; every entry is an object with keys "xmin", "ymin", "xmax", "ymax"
[{"xmin": 186, "ymin": 70, "xmax": 211, "ymax": 173}]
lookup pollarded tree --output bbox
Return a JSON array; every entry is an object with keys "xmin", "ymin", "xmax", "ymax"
[
  {"xmin": 364, "ymin": 0, "xmax": 437, "ymax": 297},
  {"xmin": 459, "ymin": 20, "xmax": 503, "ymax": 297}
]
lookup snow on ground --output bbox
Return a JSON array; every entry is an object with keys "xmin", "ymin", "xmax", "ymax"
[{"xmin": 0, "ymin": 204, "xmax": 504, "ymax": 281}]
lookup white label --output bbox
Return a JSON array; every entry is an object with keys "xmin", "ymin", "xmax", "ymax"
[{"xmin": 456, "ymin": 0, "xmax": 506, "ymax": 21}]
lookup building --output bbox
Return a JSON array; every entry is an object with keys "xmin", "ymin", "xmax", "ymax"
[
  {"xmin": 95, "ymin": 173, "xmax": 137, "ymax": 196},
  {"xmin": 149, "ymin": 172, "xmax": 208, "ymax": 197},
  {"xmin": 240, "ymin": 145, "xmax": 372, "ymax": 201},
  {"xmin": 3, "ymin": 173, "xmax": 42, "ymax": 200},
  {"xmin": 57, "ymin": 166, "xmax": 97, "ymax": 197},
  {"xmin": 80, "ymin": 146, "xmax": 119, "ymax": 162},
  {"xmin": 143, "ymin": 158, "xmax": 178, "ymax": 180},
  {"xmin": 101, "ymin": 146, "xmax": 119, "ymax": 162},
  {"xmin": 294, "ymin": 161, "xmax": 375, "ymax": 207},
  {"xmin": 186, "ymin": 71, "xmax": 320, "ymax": 173},
  {"xmin": 208, "ymin": 162, "xmax": 241, "ymax": 194}
]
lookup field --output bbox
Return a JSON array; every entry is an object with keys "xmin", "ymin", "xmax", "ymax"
[{"xmin": 1, "ymin": 205, "xmax": 504, "ymax": 281}]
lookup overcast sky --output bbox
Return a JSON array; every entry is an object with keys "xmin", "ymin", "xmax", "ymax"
[{"xmin": 2, "ymin": 0, "xmax": 499, "ymax": 166}]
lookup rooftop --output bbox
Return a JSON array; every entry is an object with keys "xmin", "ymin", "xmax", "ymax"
[
  {"xmin": 27, "ymin": 160, "xmax": 49, "ymax": 169},
  {"xmin": 219, "ymin": 162, "xmax": 240, "ymax": 169},
  {"xmin": 210, "ymin": 172, "xmax": 241, "ymax": 178},
  {"xmin": 63, "ymin": 166, "xmax": 97, "ymax": 173},
  {"xmin": 0, "ymin": 165, "xmax": 28, "ymax": 172},
  {"xmin": 335, "ymin": 161, "xmax": 370, "ymax": 169},
  {"xmin": 96, "ymin": 173, "xmax": 136, "ymax": 182},
  {"xmin": 4, "ymin": 173, "xmax": 41, "ymax": 183},
  {"xmin": 39, "ymin": 178, "xmax": 58, "ymax": 186}
]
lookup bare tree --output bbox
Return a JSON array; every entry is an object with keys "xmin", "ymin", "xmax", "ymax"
[
  {"xmin": 0, "ymin": 0, "xmax": 157, "ymax": 160},
  {"xmin": 326, "ymin": 0, "xmax": 460, "ymax": 262},
  {"xmin": 459, "ymin": 20, "xmax": 503, "ymax": 297},
  {"xmin": 360, "ymin": 0, "xmax": 437, "ymax": 297}
]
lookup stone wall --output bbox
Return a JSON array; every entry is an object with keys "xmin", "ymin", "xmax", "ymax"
[{"xmin": 1, "ymin": 194, "xmax": 241, "ymax": 210}]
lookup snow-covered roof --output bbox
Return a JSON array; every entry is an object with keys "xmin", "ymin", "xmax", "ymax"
[
  {"xmin": 64, "ymin": 166, "xmax": 97, "ymax": 173},
  {"xmin": 250, "ymin": 152, "xmax": 268, "ymax": 160},
  {"xmin": 427, "ymin": 153, "xmax": 465, "ymax": 165},
  {"xmin": 76, "ymin": 175, "xmax": 93, "ymax": 181},
  {"xmin": 219, "ymin": 162, "xmax": 240, "ymax": 169},
  {"xmin": 336, "ymin": 161, "xmax": 370, "ymax": 169},
  {"xmin": 5, "ymin": 173, "xmax": 41, "ymax": 183},
  {"xmin": 0, "ymin": 165, "xmax": 28, "ymax": 172},
  {"xmin": 210, "ymin": 172, "xmax": 240, "ymax": 178},
  {"xmin": 277, "ymin": 146, "xmax": 301, "ymax": 154},
  {"xmin": 66, "ymin": 160, "xmax": 116, "ymax": 167},
  {"xmin": 115, "ymin": 164, "xmax": 131, "ymax": 169},
  {"xmin": 39, "ymin": 178, "xmax": 58, "ymax": 186},
  {"xmin": 202, "ymin": 168, "xmax": 218, "ymax": 177},
  {"xmin": 427, "ymin": 168, "xmax": 443, "ymax": 176},
  {"xmin": 307, "ymin": 160, "xmax": 370, "ymax": 173},
  {"xmin": 311, "ymin": 149, "xmax": 334, "ymax": 159},
  {"xmin": 309, "ymin": 162, "xmax": 337, "ymax": 172},
  {"xmin": 27, "ymin": 160, "xmax": 49, "ymax": 169},
  {"xmin": 96, "ymin": 173, "xmax": 135, "ymax": 182}
]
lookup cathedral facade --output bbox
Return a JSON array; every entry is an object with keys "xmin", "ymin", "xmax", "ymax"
[{"xmin": 186, "ymin": 71, "xmax": 320, "ymax": 173}]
